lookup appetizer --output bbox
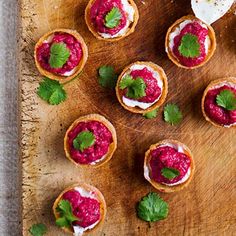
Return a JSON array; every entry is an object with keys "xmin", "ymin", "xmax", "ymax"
[
  {"xmin": 85, "ymin": 0, "xmax": 139, "ymax": 41},
  {"xmin": 115, "ymin": 61, "xmax": 168, "ymax": 114},
  {"xmin": 53, "ymin": 183, "xmax": 106, "ymax": 235},
  {"xmin": 34, "ymin": 29, "xmax": 88, "ymax": 82},
  {"xmin": 202, "ymin": 77, "xmax": 236, "ymax": 128},
  {"xmin": 144, "ymin": 140, "xmax": 195, "ymax": 193},
  {"xmin": 64, "ymin": 114, "xmax": 117, "ymax": 167},
  {"xmin": 165, "ymin": 15, "xmax": 216, "ymax": 69}
]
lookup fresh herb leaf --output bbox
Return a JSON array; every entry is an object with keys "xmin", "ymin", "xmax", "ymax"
[
  {"xmin": 164, "ymin": 104, "xmax": 183, "ymax": 125},
  {"xmin": 161, "ymin": 167, "xmax": 180, "ymax": 179},
  {"xmin": 49, "ymin": 42, "xmax": 70, "ymax": 69},
  {"xmin": 56, "ymin": 200, "xmax": 79, "ymax": 228},
  {"xmin": 105, "ymin": 7, "xmax": 122, "ymax": 29},
  {"xmin": 143, "ymin": 108, "xmax": 159, "ymax": 119},
  {"xmin": 216, "ymin": 89, "xmax": 236, "ymax": 111},
  {"xmin": 119, "ymin": 75, "xmax": 146, "ymax": 99},
  {"xmin": 73, "ymin": 131, "xmax": 95, "ymax": 152},
  {"xmin": 98, "ymin": 65, "xmax": 118, "ymax": 88},
  {"xmin": 137, "ymin": 192, "xmax": 168, "ymax": 222},
  {"xmin": 29, "ymin": 223, "xmax": 47, "ymax": 236},
  {"xmin": 37, "ymin": 77, "xmax": 67, "ymax": 105},
  {"xmin": 178, "ymin": 33, "xmax": 200, "ymax": 58}
]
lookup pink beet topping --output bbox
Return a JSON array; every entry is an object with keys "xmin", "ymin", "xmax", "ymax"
[
  {"xmin": 68, "ymin": 121, "xmax": 113, "ymax": 164},
  {"xmin": 62, "ymin": 189, "xmax": 100, "ymax": 228},
  {"xmin": 36, "ymin": 32, "xmax": 83, "ymax": 76},
  {"xmin": 204, "ymin": 85, "xmax": 236, "ymax": 126},
  {"xmin": 121, "ymin": 67, "xmax": 161, "ymax": 103},
  {"xmin": 150, "ymin": 146, "xmax": 191, "ymax": 185},
  {"xmin": 172, "ymin": 21, "xmax": 209, "ymax": 67},
  {"xmin": 90, "ymin": 0, "xmax": 127, "ymax": 36}
]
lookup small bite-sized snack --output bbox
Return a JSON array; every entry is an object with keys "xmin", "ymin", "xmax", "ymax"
[
  {"xmin": 34, "ymin": 29, "xmax": 88, "ymax": 82},
  {"xmin": 116, "ymin": 61, "xmax": 168, "ymax": 114},
  {"xmin": 64, "ymin": 114, "xmax": 117, "ymax": 167},
  {"xmin": 85, "ymin": 0, "xmax": 139, "ymax": 41},
  {"xmin": 202, "ymin": 77, "xmax": 236, "ymax": 128},
  {"xmin": 53, "ymin": 183, "xmax": 106, "ymax": 235},
  {"xmin": 144, "ymin": 140, "xmax": 195, "ymax": 193},
  {"xmin": 165, "ymin": 15, "xmax": 216, "ymax": 69}
]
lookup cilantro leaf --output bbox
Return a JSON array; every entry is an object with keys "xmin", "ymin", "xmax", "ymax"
[
  {"xmin": 178, "ymin": 34, "xmax": 200, "ymax": 58},
  {"xmin": 216, "ymin": 89, "xmax": 236, "ymax": 111},
  {"xmin": 164, "ymin": 104, "xmax": 183, "ymax": 125},
  {"xmin": 119, "ymin": 75, "xmax": 146, "ymax": 99},
  {"xmin": 37, "ymin": 77, "xmax": 67, "ymax": 105},
  {"xmin": 49, "ymin": 43, "xmax": 70, "ymax": 69},
  {"xmin": 29, "ymin": 223, "xmax": 47, "ymax": 236},
  {"xmin": 161, "ymin": 167, "xmax": 180, "ymax": 179},
  {"xmin": 105, "ymin": 7, "xmax": 122, "ymax": 29},
  {"xmin": 56, "ymin": 200, "xmax": 79, "ymax": 228},
  {"xmin": 73, "ymin": 131, "xmax": 95, "ymax": 152},
  {"xmin": 143, "ymin": 108, "xmax": 159, "ymax": 119},
  {"xmin": 98, "ymin": 65, "xmax": 118, "ymax": 88},
  {"xmin": 137, "ymin": 192, "xmax": 168, "ymax": 222}
]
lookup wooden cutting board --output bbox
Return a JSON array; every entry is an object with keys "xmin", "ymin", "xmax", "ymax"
[{"xmin": 20, "ymin": 0, "xmax": 236, "ymax": 235}]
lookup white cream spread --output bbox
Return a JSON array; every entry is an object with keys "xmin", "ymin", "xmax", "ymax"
[
  {"xmin": 167, "ymin": 19, "xmax": 211, "ymax": 55},
  {"xmin": 144, "ymin": 143, "xmax": 191, "ymax": 186},
  {"xmin": 73, "ymin": 221, "xmax": 99, "ymax": 236},
  {"xmin": 210, "ymin": 82, "xmax": 236, "ymax": 90},
  {"xmin": 73, "ymin": 187, "xmax": 100, "ymax": 236},
  {"xmin": 90, "ymin": 154, "xmax": 107, "ymax": 165},
  {"xmin": 191, "ymin": 0, "xmax": 234, "ymax": 25},
  {"xmin": 121, "ymin": 64, "xmax": 163, "ymax": 109},
  {"xmin": 43, "ymin": 34, "xmax": 75, "ymax": 77},
  {"xmin": 99, "ymin": 0, "xmax": 135, "ymax": 38}
]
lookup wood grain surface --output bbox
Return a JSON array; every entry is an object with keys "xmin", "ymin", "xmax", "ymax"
[{"xmin": 20, "ymin": 0, "xmax": 236, "ymax": 235}]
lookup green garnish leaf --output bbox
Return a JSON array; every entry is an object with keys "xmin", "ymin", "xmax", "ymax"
[
  {"xmin": 137, "ymin": 192, "xmax": 168, "ymax": 222},
  {"xmin": 164, "ymin": 104, "xmax": 183, "ymax": 125},
  {"xmin": 216, "ymin": 89, "xmax": 236, "ymax": 111},
  {"xmin": 161, "ymin": 167, "xmax": 180, "ymax": 179},
  {"xmin": 49, "ymin": 42, "xmax": 70, "ymax": 69},
  {"xmin": 29, "ymin": 223, "xmax": 47, "ymax": 236},
  {"xmin": 119, "ymin": 75, "xmax": 146, "ymax": 99},
  {"xmin": 37, "ymin": 77, "xmax": 67, "ymax": 105},
  {"xmin": 73, "ymin": 131, "xmax": 95, "ymax": 152},
  {"xmin": 105, "ymin": 7, "xmax": 122, "ymax": 29},
  {"xmin": 143, "ymin": 108, "xmax": 159, "ymax": 119},
  {"xmin": 98, "ymin": 65, "xmax": 118, "ymax": 88},
  {"xmin": 56, "ymin": 200, "xmax": 79, "ymax": 228},
  {"xmin": 178, "ymin": 33, "xmax": 200, "ymax": 58}
]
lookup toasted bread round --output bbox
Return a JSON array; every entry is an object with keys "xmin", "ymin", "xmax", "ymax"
[
  {"xmin": 144, "ymin": 139, "xmax": 195, "ymax": 193},
  {"xmin": 201, "ymin": 77, "xmax": 236, "ymax": 128},
  {"xmin": 64, "ymin": 114, "xmax": 117, "ymax": 167},
  {"xmin": 165, "ymin": 15, "xmax": 216, "ymax": 69},
  {"xmin": 85, "ymin": 0, "xmax": 139, "ymax": 41},
  {"xmin": 34, "ymin": 28, "xmax": 88, "ymax": 82},
  {"xmin": 115, "ymin": 61, "xmax": 168, "ymax": 114},
  {"xmin": 53, "ymin": 183, "xmax": 106, "ymax": 235}
]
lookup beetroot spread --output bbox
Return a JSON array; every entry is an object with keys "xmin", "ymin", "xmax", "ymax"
[
  {"xmin": 68, "ymin": 121, "xmax": 113, "ymax": 164},
  {"xmin": 150, "ymin": 146, "xmax": 190, "ymax": 185},
  {"xmin": 204, "ymin": 85, "xmax": 236, "ymax": 126},
  {"xmin": 62, "ymin": 190, "xmax": 100, "ymax": 228},
  {"xmin": 36, "ymin": 32, "xmax": 83, "ymax": 75},
  {"xmin": 172, "ymin": 21, "xmax": 208, "ymax": 67},
  {"xmin": 90, "ymin": 0, "xmax": 127, "ymax": 35},
  {"xmin": 122, "ymin": 67, "xmax": 161, "ymax": 103}
]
